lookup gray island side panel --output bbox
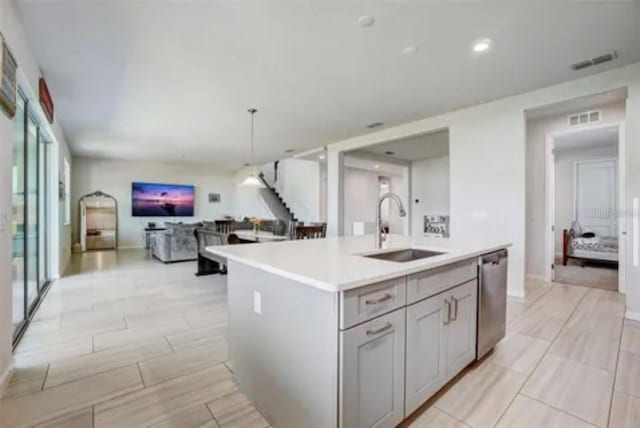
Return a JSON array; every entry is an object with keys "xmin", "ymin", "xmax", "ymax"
[{"xmin": 227, "ymin": 260, "xmax": 340, "ymax": 428}]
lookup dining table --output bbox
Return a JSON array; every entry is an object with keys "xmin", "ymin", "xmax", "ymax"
[{"xmin": 233, "ymin": 230, "xmax": 289, "ymax": 243}]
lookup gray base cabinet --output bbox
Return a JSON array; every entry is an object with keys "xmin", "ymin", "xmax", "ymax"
[
  {"xmin": 404, "ymin": 279, "xmax": 478, "ymax": 415},
  {"xmin": 405, "ymin": 292, "xmax": 448, "ymax": 415},
  {"xmin": 340, "ymin": 308, "xmax": 406, "ymax": 428}
]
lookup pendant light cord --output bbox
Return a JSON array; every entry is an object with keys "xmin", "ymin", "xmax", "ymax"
[{"xmin": 248, "ymin": 108, "xmax": 257, "ymax": 165}]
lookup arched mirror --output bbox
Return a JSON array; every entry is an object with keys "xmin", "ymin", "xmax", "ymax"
[{"xmin": 78, "ymin": 191, "xmax": 118, "ymax": 251}]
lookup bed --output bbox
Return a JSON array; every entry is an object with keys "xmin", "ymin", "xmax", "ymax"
[{"xmin": 562, "ymin": 223, "xmax": 618, "ymax": 266}]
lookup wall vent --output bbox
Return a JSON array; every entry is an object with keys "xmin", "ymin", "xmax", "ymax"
[
  {"xmin": 571, "ymin": 51, "xmax": 618, "ymax": 71},
  {"xmin": 568, "ymin": 110, "xmax": 601, "ymax": 126}
]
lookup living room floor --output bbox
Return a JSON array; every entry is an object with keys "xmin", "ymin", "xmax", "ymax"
[{"xmin": 0, "ymin": 250, "xmax": 638, "ymax": 428}]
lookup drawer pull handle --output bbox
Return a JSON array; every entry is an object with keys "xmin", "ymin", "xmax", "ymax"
[
  {"xmin": 444, "ymin": 299, "xmax": 451, "ymax": 325},
  {"xmin": 365, "ymin": 293, "xmax": 393, "ymax": 305},
  {"xmin": 452, "ymin": 297, "xmax": 459, "ymax": 321},
  {"xmin": 366, "ymin": 323, "xmax": 393, "ymax": 336}
]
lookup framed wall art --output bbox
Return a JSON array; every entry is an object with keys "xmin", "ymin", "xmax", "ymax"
[{"xmin": 0, "ymin": 32, "xmax": 17, "ymax": 119}]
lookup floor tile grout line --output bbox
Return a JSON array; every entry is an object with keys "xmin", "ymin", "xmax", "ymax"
[
  {"xmin": 40, "ymin": 364, "xmax": 51, "ymax": 391},
  {"xmin": 506, "ymin": 282, "xmax": 555, "ymax": 326},
  {"xmin": 518, "ymin": 391, "xmax": 601, "ymax": 427},
  {"xmin": 205, "ymin": 402, "xmax": 222, "ymax": 428},
  {"xmin": 136, "ymin": 362, "xmax": 147, "ymax": 389},
  {"xmin": 491, "ymin": 286, "xmax": 591, "ymax": 428},
  {"xmin": 431, "ymin": 404, "xmax": 473, "ymax": 427}
]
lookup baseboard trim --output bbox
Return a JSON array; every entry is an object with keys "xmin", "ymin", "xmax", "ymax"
[
  {"xmin": 526, "ymin": 274, "xmax": 547, "ymax": 282},
  {"xmin": 0, "ymin": 361, "xmax": 14, "ymax": 398},
  {"xmin": 625, "ymin": 310, "xmax": 640, "ymax": 322},
  {"xmin": 508, "ymin": 288, "xmax": 526, "ymax": 298}
]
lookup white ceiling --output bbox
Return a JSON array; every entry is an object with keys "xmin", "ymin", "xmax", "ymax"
[
  {"xmin": 16, "ymin": 0, "xmax": 640, "ymax": 168},
  {"xmin": 344, "ymin": 156, "xmax": 406, "ymax": 177},
  {"xmin": 555, "ymin": 126, "xmax": 618, "ymax": 153},
  {"xmin": 352, "ymin": 129, "xmax": 449, "ymax": 162}
]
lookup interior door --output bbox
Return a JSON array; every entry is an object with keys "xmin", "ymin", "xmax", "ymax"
[{"xmin": 575, "ymin": 159, "xmax": 617, "ymax": 236}]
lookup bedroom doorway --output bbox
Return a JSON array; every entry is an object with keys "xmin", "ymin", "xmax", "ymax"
[{"xmin": 546, "ymin": 123, "xmax": 625, "ymax": 291}]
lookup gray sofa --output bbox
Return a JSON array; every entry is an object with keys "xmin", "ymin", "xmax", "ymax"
[{"xmin": 150, "ymin": 223, "xmax": 202, "ymax": 263}]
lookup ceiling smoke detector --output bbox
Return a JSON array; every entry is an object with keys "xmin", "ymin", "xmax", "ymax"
[
  {"xmin": 366, "ymin": 122, "xmax": 384, "ymax": 129},
  {"xmin": 571, "ymin": 51, "xmax": 618, "ymax": 71}
]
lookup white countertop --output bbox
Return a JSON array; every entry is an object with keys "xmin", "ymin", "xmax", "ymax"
[{"xmin": 206, "ymin": 235, "xmax": 510, "ymax": 293}]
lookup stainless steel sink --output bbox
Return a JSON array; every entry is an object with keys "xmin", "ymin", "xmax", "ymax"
[{"xmin": 362, "ymin": 248, "xmax": 446, "ymax": 263}]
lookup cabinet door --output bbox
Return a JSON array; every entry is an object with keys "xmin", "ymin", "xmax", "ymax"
[
  {"xmin": 405, "ymin": 293, "xmax": 448, "ymax": 416},
  {"xmin": 340, "ymin": 309, "xmax": 406, "ymax": 428},
  {"xmin": 445, "ymin": 280, "xmax": 478, "ymax": 380}
]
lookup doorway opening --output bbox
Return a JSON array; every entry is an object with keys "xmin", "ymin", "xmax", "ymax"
[
  {"xmin": 547, "ymin": 124, "xmax": 624, "ymax": 291},
  {"xmin": 79, "ymin": 191, "xmax": 118, "ymax": 251}
]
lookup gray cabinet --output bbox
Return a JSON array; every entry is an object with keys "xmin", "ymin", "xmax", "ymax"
[
  {"xmin": 405, "ymin": 279, "xmax": 478, "ymax": 416},
  {"xmin": 340, "ymin": 308, "xmax": 406, "ymax": 428},
  {"xmin": 445, "ymin": 280, "xmax": 478, "ymax": 380},
  {"xmin": 405, "ymin": 292, "xmax": 448, "ymax": 415}
]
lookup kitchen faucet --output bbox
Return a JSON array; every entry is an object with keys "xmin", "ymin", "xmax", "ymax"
[{"xmin": 375, "ymin": 192, "xmax": 407, "ymax": 248}]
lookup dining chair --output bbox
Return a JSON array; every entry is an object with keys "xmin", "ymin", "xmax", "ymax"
[{"xmin": 295, "ymin": 225, "xmax": 325, "ymax": 240}]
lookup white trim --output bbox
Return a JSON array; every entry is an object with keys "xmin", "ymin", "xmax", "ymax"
[
  {"xmin": 0, "ymin": 361, "xmax": 14, "ymax": 398},
  {"xmin": 544, "ymin": 121, "xmax": 626, "ymax": 295},
  {"xmin": 625, "ymin": 310, "xmax": 640, "ymax": 322},
  {"xmin": 508, "ymin": 289, "xmax": 526, "ymax": 299},
  {"xmin": 117, "ymin": 245, "xmax": 146, "ymax": 250}
]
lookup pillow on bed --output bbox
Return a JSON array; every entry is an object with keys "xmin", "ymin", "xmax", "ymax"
[
  {"xmin": 571, "ymin": 221, "xmax": 582, "ymax": 236},
  {"xmin": 581, "ymin": 232, "xmax": 596, "ymax": 238}
]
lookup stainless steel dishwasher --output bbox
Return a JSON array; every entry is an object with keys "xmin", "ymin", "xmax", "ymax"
[{"xmin": 477, "ymin": 249, "xmax": 508, "ymax": 359}]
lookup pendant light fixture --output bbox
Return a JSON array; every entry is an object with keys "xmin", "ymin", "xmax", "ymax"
[{"xmin": 239, "ymin": 108, "xmax": 263, "ymax": 187}]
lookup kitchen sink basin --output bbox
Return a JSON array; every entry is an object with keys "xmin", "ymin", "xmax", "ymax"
[{"xmin": 362, "ymin": 248, "xmax": 446, "ymax": 263}]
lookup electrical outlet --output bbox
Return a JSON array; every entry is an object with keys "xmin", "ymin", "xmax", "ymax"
[{"xmin": 253, "ymin": 290, "xmax": 262, "ymax": 315}]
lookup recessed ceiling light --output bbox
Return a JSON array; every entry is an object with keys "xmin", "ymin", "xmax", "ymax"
[
  {"xmin": 285, "ymin": 149, "xmax": 295, "ymax": 153},
  {"xmin": 402, "ymin": 46, "xmax": 418, "ymax": 55},
  {"xmin": 358, "ymin": 15, "xmax": 375, "ymax": 27},
  {"xmin": 472, "ymin": 38, "xmax": 492, "ymax": 53},
  {"xmin": 318, "ymin": 154, "xmax": 326, "ymax": 160},
  {"xmin": 374, "ymin": 164, "xmax": 380, "ymax": 169}
]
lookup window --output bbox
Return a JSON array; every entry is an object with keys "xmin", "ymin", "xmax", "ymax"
[{"xmin": 64, "ymin": 158, "xmax": 70, "ymax": 224}]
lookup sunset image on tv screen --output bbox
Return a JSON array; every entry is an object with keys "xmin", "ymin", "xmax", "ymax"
[{"xmin": 131, "ymin": 182, "xmax": 195, "ymax": 217}]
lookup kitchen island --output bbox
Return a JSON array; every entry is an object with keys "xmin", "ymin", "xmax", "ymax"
[{"xmin": 206, "ymin": 235, "xmax": 510, "ymax": 428}]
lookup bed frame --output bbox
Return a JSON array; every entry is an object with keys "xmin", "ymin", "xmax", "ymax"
[{"xmin": 562, "ymin": 229, "xmax": 618, "ymax": 267}]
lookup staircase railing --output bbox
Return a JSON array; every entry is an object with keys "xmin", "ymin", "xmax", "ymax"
[{"xmin": 257, "ymin": 173, "xmax": 298, "ymax": 226}]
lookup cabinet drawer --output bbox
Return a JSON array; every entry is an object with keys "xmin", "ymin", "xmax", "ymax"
[
  {"xmin": 341, "ymin": 277, "xmax": 406, "ymax": 330},
  {"xmin": 407, "ymin": 259, "xmax": 476, "ymax": 305}
]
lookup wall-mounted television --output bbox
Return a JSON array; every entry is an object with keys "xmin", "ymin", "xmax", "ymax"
[{"xmin": 131, "ymin": 182, "xmax": 195, "ymax": 217}]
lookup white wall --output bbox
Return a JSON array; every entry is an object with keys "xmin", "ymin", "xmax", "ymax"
[
  {"xmin": 554, "ymin": 145, "xmax": 618, "ymax": 254},
  {"xmin": 343, "ymin": 166, "xmax": 407, "ymax": 236},
  {"xmin": 410, "ymin": 156, "xmax": 450, "ymax": 237},
  {"xmin": 526, "ymin": 101, "xmax": 625, "ymax": 278},
  {"xmin": 327, "ymin": 62, "xmax": 640, "ymax": 303},
  {"xmin": 71, "ymin": 157, "xmax": 238, "ymax": 248},
  {"xmin": 274, "ymin": 158, "xmax": 320, "ymax": 223}
]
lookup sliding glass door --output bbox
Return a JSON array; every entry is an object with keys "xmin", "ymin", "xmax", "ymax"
[
  {"xmin": 11, "ymin": 96, "xmax": 26, "ymax": 333},
  {"xmin": 12, "ymin": 90, "xmax": 52, "ymax": 342}
]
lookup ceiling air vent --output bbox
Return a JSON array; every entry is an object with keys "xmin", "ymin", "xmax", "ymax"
[
  {"xmin": 571, "ymin": 51, "xmax": 618, "ymax": 71},
  {"xmin": 568, "ymin": 110, "xmax": 601, "ymax": 126}
]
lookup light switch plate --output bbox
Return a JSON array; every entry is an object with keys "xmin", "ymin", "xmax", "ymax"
[{"xmin": 253, "ymin": 291, "xmax": 262, "ymax": 315}]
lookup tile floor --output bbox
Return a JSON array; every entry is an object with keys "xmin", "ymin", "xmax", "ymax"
[{"xmin": 0, "ymin": 250, "xmax": 637, "ymax": 428}]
